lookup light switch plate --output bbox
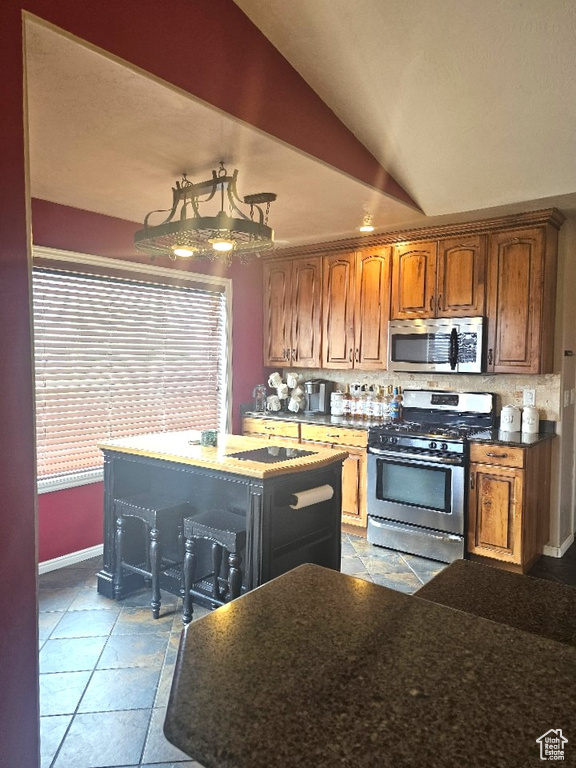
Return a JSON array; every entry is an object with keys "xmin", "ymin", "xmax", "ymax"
[{"xmin": 523, "ymin": 389, "xmax": 536, "ymax": 407}]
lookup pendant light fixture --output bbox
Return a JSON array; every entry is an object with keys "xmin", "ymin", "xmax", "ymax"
[{"xmin": 134, "ymin": 162, "xmax": 277, "ymax": 264}]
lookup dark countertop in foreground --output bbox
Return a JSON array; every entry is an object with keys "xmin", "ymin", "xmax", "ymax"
[
  {"xmin": 165, "ymin": 563, "xmax": 575, "ymax": 768},
  {"xmin": 468, "ymin": 426, "xmax": 556, "ymax": 446},
  {"xmin": 417, "ymin": 559, "xmax": 576, "ymax": 646}
]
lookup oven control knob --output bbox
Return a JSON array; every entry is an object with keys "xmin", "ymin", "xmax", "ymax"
[
  {"xmin": 441, "ymin": 442, "xmax": 448, "ymax": 451},
  {"xmin": 390, "ymin": 436, "xmax": 399, "ymax": 445},
  {"xmin": 380, "ymin": 435, "xmax": 388, "ymax": 444},
  {"xmin": 429, "ymin": 441, "xmax": 438, "ymax": 449}
]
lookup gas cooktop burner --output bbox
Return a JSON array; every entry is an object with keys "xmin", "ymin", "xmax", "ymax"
[{"xmin": 373, "ymin": 422, "xmax": 487, "ymax": 439}]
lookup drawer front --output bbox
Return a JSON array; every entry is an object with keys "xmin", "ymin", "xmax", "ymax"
[
  {"xmin": 469, "ymin": 443, "xmax": 525, "ymax": 468},
  {"xmin": 242, "ymin": 418, "xmax": 300, "ymax": 439},
  {"xmin": 300, "ymin": 423, "xmax": 368, "ymax": 448}
]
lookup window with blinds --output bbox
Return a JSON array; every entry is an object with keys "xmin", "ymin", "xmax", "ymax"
[{"xmin": 33, "ymin": 266, "xmax": 229, "ymax": 488}]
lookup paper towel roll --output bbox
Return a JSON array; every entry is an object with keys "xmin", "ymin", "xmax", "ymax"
[{"xmin": 289, "ymin": 484, "xmax": 334, "ymax": 509}]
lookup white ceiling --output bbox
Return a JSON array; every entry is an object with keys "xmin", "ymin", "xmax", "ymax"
[
  {"xmin": 25, "ymin": 2, "xmax": 576, "ymax": 255},
  {"xmin": 25, "ymin": 19, "xmax": 424, "ymax": 252},
  {"xmin": 235, "ymin": 0, "xmax": 576, "ymax": 219}
]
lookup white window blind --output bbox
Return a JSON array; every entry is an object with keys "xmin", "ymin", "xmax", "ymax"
[{"xmin": 33, "ymin": 267, "xmax": 228, "ymax": 484}]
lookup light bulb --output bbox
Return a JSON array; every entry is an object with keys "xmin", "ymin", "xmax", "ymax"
[
  {"xmin": 172, "ymin": 245, "xmax": 198, "ymax": 258},
  {"xmin": 358, "ymin": 214, "xmax": 375, "ymax": 233},
  {"xmin": 209, "ymin": 238, "xmax": 235, "ymax": 253}
]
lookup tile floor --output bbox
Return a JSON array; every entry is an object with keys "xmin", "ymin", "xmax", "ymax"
[{"xmin": 38, "ymin": 534, "xmax": 576, "ymax": 768}]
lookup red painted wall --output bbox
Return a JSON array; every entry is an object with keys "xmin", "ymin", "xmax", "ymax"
[
  {"xmin": 33, "ymin": 199, "xmax": 266, "ymax": 562},
  {"xmin": 3, "ymin": 2, "xmax": 402, "ymax": 764}
]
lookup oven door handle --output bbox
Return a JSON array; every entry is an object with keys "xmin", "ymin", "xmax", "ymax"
[{"xmin": 368, "ymin": 447, "xmax": 463, "ymax": 466}]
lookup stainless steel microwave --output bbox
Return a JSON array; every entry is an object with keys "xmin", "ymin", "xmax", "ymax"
[{"xmin": 388, "ymin": 317, "xmax": 485, "ymax": 373}]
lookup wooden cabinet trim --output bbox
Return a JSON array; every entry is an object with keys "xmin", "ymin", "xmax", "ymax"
[{"xmin": 263, "ymin": 209, "xmax": 564, "ymax": 261}]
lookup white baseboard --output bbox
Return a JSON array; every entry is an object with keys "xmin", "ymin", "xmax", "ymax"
[
  {"xmin": 38, "ymin": 544, "xmax": 103, "ymax": 574},
  {"xmin": 543, "ymin": 533, "xmax": 575, "ymax": 559}
]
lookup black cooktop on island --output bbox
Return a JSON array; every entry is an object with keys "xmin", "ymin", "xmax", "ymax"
[{"xmin": 227, "ymin": 446, "xmax": 317, "ymax": 464}]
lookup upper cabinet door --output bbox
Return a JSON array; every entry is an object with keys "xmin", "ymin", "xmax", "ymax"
[
  {"xmin": 322, "ymin": 252, "xmax": 356, "ymax": 368},
  {"xmin": 391, "ymin": 241, "xmax": 437, "ymax": 319},
  {"xmin": 486, "ymin": 227, "xmax": 546, "ymax": 373},
  {"xmin": 354, "ymin": 247, "xmax": 391, "ymax": 369},
  {"xmin": 263, "ymin": 260, "xmax": 292, "ymax": 367},
  {"xmin": 436, "ymin": 235, "xmax": 486, "ymax": 316},
  {"xmin": 290, "ymin": 257, "xmax": 323, "ymax": 368}
]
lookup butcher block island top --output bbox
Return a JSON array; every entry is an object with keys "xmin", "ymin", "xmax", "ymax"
[{"xmin": 98, "ymin": 431, "xmax": 349, "ymax": 479}]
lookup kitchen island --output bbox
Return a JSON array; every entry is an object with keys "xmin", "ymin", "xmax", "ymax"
[
  {"xmin": 97, "ymin": 432, "xmax": 347, "ymax": 601},
  {"xmin": 165, "ymin": 563, "xmax": 575, "ymax": 768}
]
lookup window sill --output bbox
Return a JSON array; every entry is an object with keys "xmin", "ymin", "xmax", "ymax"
[{"xmin": 38, "ymin": 469, "xmax": 104, "ymax": 494}]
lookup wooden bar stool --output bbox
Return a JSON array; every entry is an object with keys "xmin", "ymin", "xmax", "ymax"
[
  {"xmin": 114, "ymin": 494, "xmax": 192, "ymax": 619},
  {"xmin": 182, "ymin": 510, "xmax": 246, "ymax": 624}
]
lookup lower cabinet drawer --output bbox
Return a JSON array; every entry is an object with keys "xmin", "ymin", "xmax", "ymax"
[
  {"xmin": 242, "ymin": 418, "xmax": 300, "ymax": 440},
  {"xmin": 300, "ymin": 423, "xmax": 367, "ymax": 448},
  {"xmin": 469, "ymin": 443, "xmax": 524, "ymax": 468}
]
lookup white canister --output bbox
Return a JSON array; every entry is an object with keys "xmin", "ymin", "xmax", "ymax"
[
  {"xmin": 330, "ymin": 391, "xmax": 345, "ymax": 416},
  {"xmin": 522, "ymin": 405, "xmax": 539, "ymax": 434},
  {"xmin": 500, "ymin": 405, "xmax": 521, "ymax": 432}
]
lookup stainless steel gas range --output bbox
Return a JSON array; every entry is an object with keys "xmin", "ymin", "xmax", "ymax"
[{"xmin": 367, "ymin": 390, "xmax": 495, "ymax": 564}]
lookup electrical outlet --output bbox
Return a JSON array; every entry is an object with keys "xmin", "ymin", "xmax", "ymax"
[
  {"xmin": 564, "ymin": 390, "xmax": 570, "ymax": 408},
  {"xmin": 523, "ymin": 389, "xmax": 536, "ymax": 407},
  {"xmin": 571, "ymin": 388, "xmax": 575, "ymax": 406}
]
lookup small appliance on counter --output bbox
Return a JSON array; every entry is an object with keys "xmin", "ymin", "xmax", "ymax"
[{"xmin": 304, "ymin": 379, "xmax": 335, "ymax": 414}]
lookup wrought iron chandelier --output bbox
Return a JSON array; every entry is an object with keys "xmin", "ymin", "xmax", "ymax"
[{"xmin": 134, "ymin": 162, "xmax": 277, "ymax": 265}]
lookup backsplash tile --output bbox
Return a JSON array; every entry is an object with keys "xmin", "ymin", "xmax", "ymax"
[{"xmin": 282, "ymin": 370, "xmax": 562, "ymax": 421}]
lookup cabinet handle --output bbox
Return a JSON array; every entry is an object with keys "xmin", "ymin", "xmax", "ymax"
[
  {"xmin": 283, "ymin": 348, "xmax": 288, "ymax": 360},
  {"xmin": 437, "ymin": 294, "xmax": 442, "ymax": 311},
  {"xmin": 349, "ymin": 348, "xmax": 353, "ymax": 362},
  {"xmin": 486, "ymin": 452, "xmax": 508, "ymax": 459},
  {"xmin": 326, "ymin": 433, "xmax": 341, "ymax": 438},
  {"xmin": 488, "ymin": 348, "xmax": 493, "ymax": 365},
  {"xmin": 470, "ymin": 473, "xmax": 475, "ymax": 490},
  {"xmin": 355, "ymin": 348, "xmax": 360, "ymax": 362},
  {"xmin": 429, "ymin": 296, "xmax": 434, "ymax": 311},
  {"xmin": 292, "ymin": 348, "xmax": 297, "ymax": 362}
]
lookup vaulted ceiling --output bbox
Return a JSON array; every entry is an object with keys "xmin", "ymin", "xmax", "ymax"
[{"xmin": 26, "ymin": 1, "xmax": 576, "ymax": 255}]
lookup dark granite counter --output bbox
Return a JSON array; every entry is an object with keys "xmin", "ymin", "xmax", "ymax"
[
  {"xmin": 468, "ymin": 421, "xmax": 555, "ymax": 447},
  {"xmin": 417, "ymin": 559, "xmax": 576, "ymax": 646},
  {"xmin": 165, "ymin": 563, "xmax": 576, "ymax": 768},
  {"xmin": 243, "ymin": 409, "xmax": 377, "ymax": 430}
]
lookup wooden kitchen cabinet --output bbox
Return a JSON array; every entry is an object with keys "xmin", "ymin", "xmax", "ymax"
[
  {"xmin": 467, "ymin": 439, "xmax": 552, "ymax": 573},
  {"xmin": 322, "ymin": 247, "xmax": 391, "ymax": 369},
  {"xmin": 263, "ymin": 256, "xmax": 322, "ymax": 368},
  {"xmin": 242, "ymin": 418, "xmax": 368, "ymax": 528},
  {"xmin": 391, "ymin": 236, "xmax": 486, "ymax": 319},
  {"xmin": 486, "ymin": 225, "xmax": 558, "ymax": 374},
  {"xmin": 300, "ymin": 423, "xmax": 368, "ymax": 527},
  {"xmin": 242, "ymin": 417, "xmax": 300, "ymax": 442},
  {"xmin": 390, "ymin": 240, "xmax": 437, "ymax": 318}
]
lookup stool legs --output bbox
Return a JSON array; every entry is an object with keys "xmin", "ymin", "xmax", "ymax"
[
  {"xmin": 182, "ymin": 537, "xmax": 197, "ymax": 625},
  {"xmin": 210, "ymin": 541, "xmax": 223, "ymax": 602},
  {"xmin": 149, "ymin": 527, "xmax": 161, "ymax": 619},
  {"xmin": 114, "ymin": 516, "xmax": 124, "ymax": 599},
  {"xmin": 228, "ymin": 551, "xmax": 243, "ymax": 600}
]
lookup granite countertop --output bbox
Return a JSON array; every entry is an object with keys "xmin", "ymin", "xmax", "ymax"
[
  {"xmin": 243, "ymin": 410, "xmax": 377, "ymax": 430},
  {"xmin": 416, "ymin": 559, "xmax": 576, "ymax": 646},
  {"xmin": 164, "ymin": 563, "xmax": 576, "ymax": 768},
  {"xmin": 244, "ymin": 411, "xmax": 556, "ymax": 445},
  {"xmin": 468, "ymin": 428, "xmax": 555, "ymax": 447},
  {"xmin": 98, "ymin": 431, "xmax": 348, "ymax": 479}
]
